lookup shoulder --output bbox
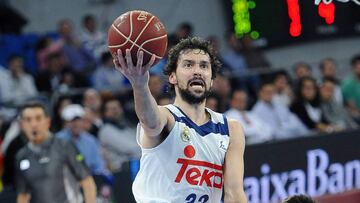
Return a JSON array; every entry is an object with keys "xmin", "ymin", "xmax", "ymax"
[
  {"xmin": 226, "ymin": 119, "xmax": 245, "ymax": 148},
  {"xmin": 15, "ymin": 145, "xmax": 29, "ymax": 163}
]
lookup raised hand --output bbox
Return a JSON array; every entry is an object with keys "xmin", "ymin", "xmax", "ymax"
[{"xmin": 113, "ymin": 49, "xmax": 156, "ymax": 87}]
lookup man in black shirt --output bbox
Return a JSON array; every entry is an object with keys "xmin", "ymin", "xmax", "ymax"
[{"xmin": 15, "ymin": 102, "xmax": 96, "ymax": 203}]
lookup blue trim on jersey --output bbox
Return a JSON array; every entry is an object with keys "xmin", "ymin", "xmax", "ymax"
[{"xmin": 167, "ymin": 106, "xmax": 229, "ymax": 137}]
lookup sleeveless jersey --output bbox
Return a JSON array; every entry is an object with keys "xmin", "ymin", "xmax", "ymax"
[{"xmin": 132, "ymin": 104, "xmax": 230, "ymax": 203}]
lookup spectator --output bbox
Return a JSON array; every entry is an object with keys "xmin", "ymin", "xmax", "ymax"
[
  {"xmin": 1, "ymin": 54, "xmax": 38, "ymax": 105},
  {"xmin": 290, "ymin": 77, "xmax": 333, "ymax": 132},
  {"xmin": 82, "ymin": 89, "xmax": 103, "ymax": 122},
  {"xmin": 58, "ymin": 19, "xmax": 96, "ymax": 76},
  {"xmin": 98, "ymin": 98, "xmax": 139, "ymax": 172},
  {"xmin": 342, "ymin": 55, "xmax": 360, "ymax": 114},
  {"xmin": 205, "ymin": 93, "xmax": 220, "ymax": 112},
  {"xmin": 80, "ymin": 14, "xmax": 107, "ymax": 61},
  {"xmin": 320, "ymin": 78, "xmax": 358, "ymax": 130},
  {"xmin": 293, "ymin": 62, "xmax": 312, "ymax": 85},
  {"xmin": 35, "ymin": 36, "xmax": 65, "ymax": 71},
  {"xmin": 57, "ymin": 104, "xmax": 108, "ymax": 176},
  {"xmin": 252, "ymin": 83, "xmax": 308, "ymax": 139},
  {"xmin": 149, "ymin": 74, "xmax": 164, "ymax": 99},
  {"xmin": 319, "ymin": 58, "xmax": 343, "ymax": 104},
  {"xmin": 225, "ymin": 89, "xmax": 273, "ymax": 144},
  {"xmin": 211, "ymin": 73, "xmax": 232, "ymax": 112},
  {"xmin": 93, "ymin": 52, "xmax": 128, "ymax": 93},
  {"xmin": 272, "ymin": 70, "xmax": 294, "ymax": 106},
  {"xmin": 168, "ymin": 22, "xmax": 193, "ymax": 45},
  {"xmin": 221, "ymin": 31, "xmax": 247, "ymax": 73},
  {"xmin": 240, "ymin": 34, "xmax": 270, "ymax": 69},
  {"xmin": 51, "ymin": 96, "xmax": 72, "ymax": 132}
]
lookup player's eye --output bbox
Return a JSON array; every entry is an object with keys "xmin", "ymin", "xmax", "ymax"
[
  {"xmin": 200, "ymin": 64, "xmax": 209, "ymax": 69},
  {"xmin": 184, "ymin": 63, "xmax": 192, "ymax": 68}
]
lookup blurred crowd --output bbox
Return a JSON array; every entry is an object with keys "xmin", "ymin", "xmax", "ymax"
[{"xmin": 0, "ymin": 14, "xmax": 360, "ymax": 200}]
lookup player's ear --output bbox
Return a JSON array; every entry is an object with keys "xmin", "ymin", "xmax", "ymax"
[{"xmin": 169, "ymin": 72, "xmax": 177, "ymax": 85}]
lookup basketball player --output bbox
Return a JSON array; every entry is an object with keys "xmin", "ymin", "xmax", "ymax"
[{"xmin": 114, "ymin": 37, "xmax": 247, "ymax": 203}]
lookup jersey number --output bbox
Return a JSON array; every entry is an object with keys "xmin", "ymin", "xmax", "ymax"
[{"xmin": 185, "ymin": 193, "xmax": 209, "ymax": 203}]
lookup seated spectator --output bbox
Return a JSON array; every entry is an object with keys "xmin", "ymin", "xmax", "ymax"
[
  {"xmin": 80, "ymin": 14, "xmax": 107, "ymax": 61},
  {"xmin": 92, "ymin": 52, "xmax": 128, "ymax": 93},
  {"xmin": 293, "ymin": 62, "xmax": 313, "ymax": 87},
  {"xmin": 225, "ymin": 89, "xmax": 273, "ymax": 144},
  {"xmin": 205, "ymin": 93, "xmax": 221, "ymax": 112},
  {"xmin": 51, "ymin": 96, "xmax": 72, "ymax": 132},
  {"xmin": 291, "ymin": 77, "xmax": 333, "ymax": 132},
  {"xmin": 211, "ymin": 73, "xmax": 232, "ymax": 112},
  {"xmin": 36, "ymin": 36, "xmax": 65, "ymax": 71},
  {"xmin": 168, "ymin": 22, "xmax": 193, "ymax": 45},
  {"xmin": 221, "ymin": 31, "xmax": 248, "ymax": 73},
  {"xmin": 319, "ymin": 58, "xmax": 343, "ymax": 104},
  {"xmin": 239, "ymin": 34, "xmax": 270, "ymax": 69},
  {"xmin": 82, "ymin": 89, "xmax": 104, "ymax": 136},
  {"xmin": 98, "ymin": 98, "xmax": 139, "ymax": 172},
  {"xmin": 58, "ymin": 19, "xmax": 96, "ymax": 76},
  {"xmin": 252, "ymin": 83, "xmax": 308, "ymax": 139},
  {"xmin": 149, "ymin": 74, "xmax": 165, "ymax": 99},
  {"xmin": 341, "ymin": 55, "xmax": 360, "ymax": 122},
  {"xmin": 272, "ymin": 70, "xmax": 294, "ymax": 106},
  {"xmin": 57, "ymin": 104, "xmax": 108, "ymax": 176},
  {"xmin": 1, "ymin": 54, "xmax": 38, "ymax": 105},
  {"xmin": 320, "ymin": 78, "xmax": 358, "ymax": 130}
]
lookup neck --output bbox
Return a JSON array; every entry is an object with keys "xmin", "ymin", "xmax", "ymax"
[
  {"xmin": 173, "ymin": 97, "xmax": 209, "ymax": 125},
  {"xmin": 32, "ymin": 132, "xmax": 50, "ymax": 145}
]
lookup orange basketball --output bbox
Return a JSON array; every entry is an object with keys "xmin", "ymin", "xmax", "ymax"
[{"xmin": 108, "ymin": 10, "xmax": 168, "ymax": 66}]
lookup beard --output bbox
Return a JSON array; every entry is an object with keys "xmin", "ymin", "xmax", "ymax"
[{"xmin": 178, "ymin": 83, "xmax": 212, "ymax": 105}]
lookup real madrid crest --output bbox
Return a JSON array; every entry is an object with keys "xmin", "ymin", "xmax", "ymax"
[{"xmin": 181, "ymin": 126, "xmax": 191, "ymax": 142}]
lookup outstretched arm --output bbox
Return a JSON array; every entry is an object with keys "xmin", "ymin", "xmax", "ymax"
[
  {"xmin": 224, "ymin": 119, "xmax": 247, "ymax": 203},
  {"xmin": 114, "ymin": 49, "xmax": 170, "ymax": 147}
]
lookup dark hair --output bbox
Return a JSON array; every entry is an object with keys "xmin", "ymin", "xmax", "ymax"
[
  {"xmin": 19, "ymin": 102, "xmax": 49, "ymax": 118},
  {"xmin": 293, "ymin": 62, "xmax": 311, "ymax": 72},
  {"xmin": 351, "ymin": 54, "xmax": 360, "ymax": 67},
  {"xmin": 296, "ymin": 77, "xmax": 320, "ymax": 106},
  {"xmin": 83, "ymin": 14, "xmax": 95, "ymax": 25},
  {"xmin": 319, "ymin": 58, "xmax": 336, "ymax": 71},
  {"xmin": 101, "ymin": 52, "xmax": 112, "ymax": 64},
  {"xmin": 7, "ymin": 54, "xmax": 23, "ymax": 64},
  {"xmin": 164, "ymin": 37, "xmax": 222, "ymax": 91},
  {"xmin": 282, "ymin": 195, "xmax": 317, "ymax": 203}
]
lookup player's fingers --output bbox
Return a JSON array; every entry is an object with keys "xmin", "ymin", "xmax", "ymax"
[
  {"xmin": 144, "ymin": 54, "xmax": 156, "ymax": 71},
  {"xmin": 125, "ymin": 49, "xmax": 134, "ymax": 68},
  {"xmin": 136, "ymin": 50, "xmax": 144, "ymax": 70},
  {"xmin": 116, "ymin": 49, "xmax": 127, "ymax": 69}
]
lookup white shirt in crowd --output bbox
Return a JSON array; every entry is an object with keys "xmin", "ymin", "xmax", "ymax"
[{"xmin": 225, "ymin": 108, "xmax": 273, "ymax": 144}]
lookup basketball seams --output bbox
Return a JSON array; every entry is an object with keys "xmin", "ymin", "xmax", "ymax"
[
  {"xmin": 109, "ymin": 26, "xmax": 162, "ymax": 58},
  {"xmin": 129, "ymin": 14, "xmax": 155, "ymax": 51}
]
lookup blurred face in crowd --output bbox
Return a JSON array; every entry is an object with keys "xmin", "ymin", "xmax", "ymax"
[
  {"xmin": 9, "ymin": 57, "xmax": 24, "ymax": 77},
  {"xmin": 85, "ymin": 17, "xmax": 96, "ymax": 33},
  {"xmin": 212, "ymin": 75, "xmax": 231, "ymax": 98},
  {"xmin": 20, "ymin": 107, "xmax": 51, "ymax": 145},
  {"xmin": 83, "ymin": 108, "xmax": 96, "ymax": 132},
  {"xmin": 274, "ymin": 74, "xmax": 288, "ymax": 92},
  {"xmin": 320, "ymin": 81, "xmax": 335, "ymax": 102},
  {"xmin": 104, "ymin": 100, "xmax": 123, "ymax": 121},
  {"xmin": 205, "ymin": 97, "xmax": 219, "ymax": 112},
  {"xmin": 321, "ymin": 59, "xmax": 336, "ymax": 78},
  {"xmin": 83, "ymin": 89, "xmax": 102, "ymax": 112},
  {"xmin": 295, "ymin": 63, "xmax": 311, "ymax": 80},
  {"xmin": 58, "ymin": 20, "xmax": 73, "ymax": 39},
  {"xmin": 149, "ymin": 75, "xmax": 163, "ymax": 98},
  {"xmin": 231, "ymin": 90, "xmax": 248, "ymax": 111},
  {"xmin": 259, "ymin": 84, "xmax": 275, "ymax": 103},
  {"xmin": 301, "ymin": 79, "xmax": 317, "ymax": 101},
  {"xmin": 353, "ymin": 61, "xmax": 360, "ymax": 79},
  {"xmin": 68, "ymin": 118, "xmax": 84, "ymax": 137}
]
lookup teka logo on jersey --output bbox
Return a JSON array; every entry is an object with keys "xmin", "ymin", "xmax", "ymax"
[{"xmin": 174, "ymin": 145, "xmax": 223, "ymax": 189}]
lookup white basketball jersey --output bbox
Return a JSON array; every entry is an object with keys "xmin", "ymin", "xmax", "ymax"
[{"xmin": 132, "ymin": 104, "xmax": 230, "ymax": 203}]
